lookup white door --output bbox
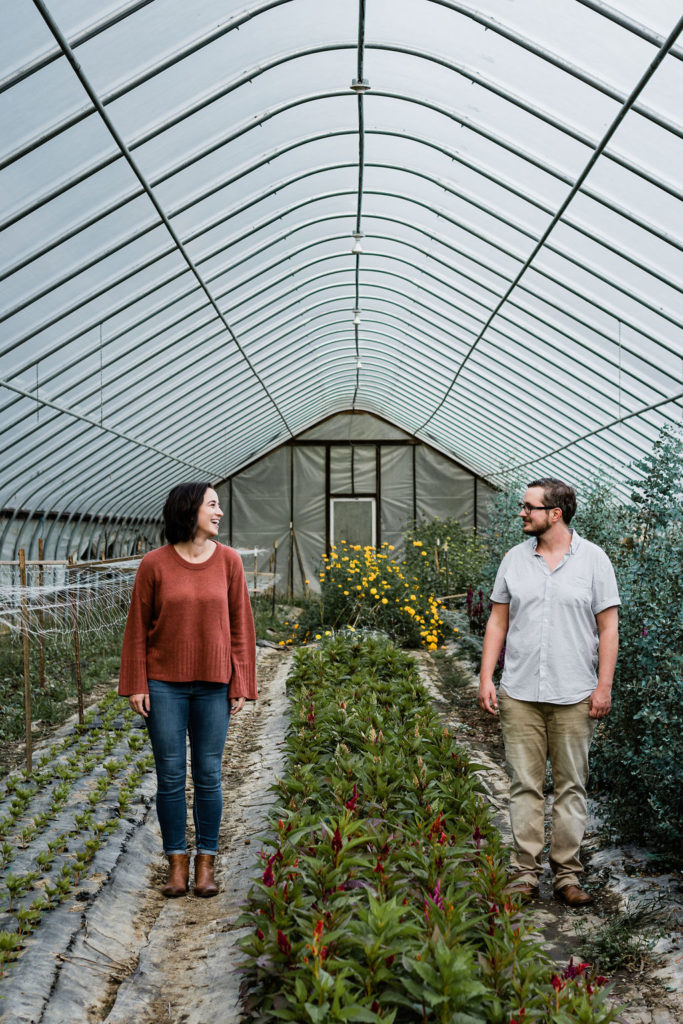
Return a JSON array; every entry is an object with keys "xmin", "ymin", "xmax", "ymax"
[{"xmin": 330, "ymin": 498, "xmax": 376, "ymax": 548}]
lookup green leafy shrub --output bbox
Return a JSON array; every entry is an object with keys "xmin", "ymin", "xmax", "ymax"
[
  {"xmin": 239, "ymin": 635, "xmax": 620, "ymax": 1023},
  {"xmin": 402, "ymin": 517, "xmax": 487, "ymax": 599},
  {"xmin": 577, "ymin": 427, "xmax": 683, "ymax": 864}
]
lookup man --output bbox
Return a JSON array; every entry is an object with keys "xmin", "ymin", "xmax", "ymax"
[{"xmin": 478, "ymin": 478, "xmax": 619, "ymax": 906}]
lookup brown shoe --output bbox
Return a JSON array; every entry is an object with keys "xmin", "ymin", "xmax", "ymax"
[
  {"xmin": 162, "ymin": 853, "xmax": 190, "ymax": 897},
  {"xmin": 194, "ymin": 853, "xmax": 219, "ymax": 897},
  {"xmin": 504, "ymin": 879, "xmax": 539, "ymax": 898},
  {"xmin": 556, "ymin": 884, "xmax": 593, "ymax": 907}
]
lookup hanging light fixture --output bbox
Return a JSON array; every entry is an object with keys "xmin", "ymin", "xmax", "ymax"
[
  {"xmin": 350, "ymin": 78, "xmax": 371, "ymax": 93},
  {"xmin": 351, "ymin": 231, "xmax": 364, "ymax": 254},
  {"xmin": 356, "ymin": 357, "xmax": 363, "ymax": 369},
  {"xmin": 353, "ymin": 308, "xmax": 361, "ymax": 326}
]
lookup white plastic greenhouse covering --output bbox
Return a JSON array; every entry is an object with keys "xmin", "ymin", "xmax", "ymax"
[{"xmin": 1, "ymin": 0, "xmax": 681, "ymax": 562}]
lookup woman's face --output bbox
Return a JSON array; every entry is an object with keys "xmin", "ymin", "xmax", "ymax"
[{"xmin": 194, "ymin": 488, "xmax": 223, "ymax": 540}]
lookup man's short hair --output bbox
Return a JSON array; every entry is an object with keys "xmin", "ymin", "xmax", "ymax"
[
  {"xmin": 162, "ymin": 481, "xmax": 213, "ymax": 543},
  {"xmin": 527, "ymin": 478, "xmax": 577, "ymax": 525}
]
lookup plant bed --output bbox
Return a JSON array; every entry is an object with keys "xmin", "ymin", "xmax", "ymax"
[
  {"xmin": 238, "ymin": 634, "xmax": 618, "ymax": 1023},
  {"xmin": 0, "ymin": 690, "xmax": 154, "ymax": 981}
]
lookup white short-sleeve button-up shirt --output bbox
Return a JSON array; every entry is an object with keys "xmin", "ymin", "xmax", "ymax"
[{"xmin": 491, "ymin": 530, "xmax": 620, "ymax": 704}]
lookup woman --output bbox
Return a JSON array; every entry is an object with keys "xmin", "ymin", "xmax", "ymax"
[{"xmin": 119, "ymin": 482, "xmax": 257, "ymax": 897}]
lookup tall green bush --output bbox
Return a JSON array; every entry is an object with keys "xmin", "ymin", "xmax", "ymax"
[
  {"xmin": 402, "ymin": 517, "xmax": 487, "ymax": 598},
  {"xmin": 579, "ymin": 427, "xmax": 683, "ymax": 863}
]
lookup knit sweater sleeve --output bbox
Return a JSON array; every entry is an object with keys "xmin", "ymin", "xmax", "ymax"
[
  {"xmin": 227, "ymin": 549, "xmax": 258, "ymax": 700},
  {"xmin": 118, "ymin": 557, "xmax": 155, "ymax": 696}
]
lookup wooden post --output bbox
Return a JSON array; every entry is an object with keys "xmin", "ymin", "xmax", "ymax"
[
  {"xmin": 291, "ymin": 526, "xmax": 309, "ymax": 599},
  {"xmin": 68, "ymin": 556, "xmax": 84, "ymax": 726},
  {"xmin": 443, "ymin": 540, "xmax": 450, "ymax": 607},
  {"xmin": 271, "ymin": 540, "xmax": 278, "ymax": 617},
  {"xmin": 18, "ymin": 550, "xmax": 33, "ymax": 775},
  {"xmin": 434, "ymin": 543, "xmax": 440, "ymax": 577},
  {"xmin": 38, "ymin": 539, "xmax": 46, "ymax": 690},
  {"xmin": 253, "ymin": 547, "xmax": 259, "ymax": 596}
]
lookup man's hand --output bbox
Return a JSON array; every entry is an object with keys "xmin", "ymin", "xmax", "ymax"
[
  {"xmin": 589, "ymin": 685, "xmax": 611, "ymax": 719},
  {"xmin": 478, "ymin": 679, "xmax": 499, "ymax": 715},
  {"xmin": 129, "ymin": 693, "xmax": 150, "ymax": 717}
]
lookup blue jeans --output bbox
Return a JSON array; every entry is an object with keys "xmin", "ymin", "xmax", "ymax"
[{"xmin": 145, "ymin": 680, "xmax": 231, "ymax": 855}]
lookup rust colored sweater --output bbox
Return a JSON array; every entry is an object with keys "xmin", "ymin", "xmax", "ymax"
[{"xmin": 118, "ymin": 543, "xmax": 257, "ymax": 699}]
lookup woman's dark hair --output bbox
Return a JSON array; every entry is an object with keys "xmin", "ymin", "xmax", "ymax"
[
  {"xmin": 527, "ymin": 477, "xmax": 577, "ymax": 525},
  {"xmin": 163, "ymin": 481, "xmax": 213, "ymax": 543}
]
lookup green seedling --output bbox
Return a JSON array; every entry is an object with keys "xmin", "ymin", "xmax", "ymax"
[
  {"xmin": 18, "ymin": 824, "xmax": 37, "ymax": 849},
  {"xmin": 74, "ymin": 811, "xmax": 94, "ymax": 830},
  {"xmin": 4, "ymin": 872, "xmax": 35, "ymax": 911},
  {"xmin": 0, "ymin": 932, "xmax": 22, "ymax": 977},
  {"xmin": 0, "ymin": 841, "xmax": 14, "ymax": 869},
  {"xmin": 14, "ymin": 900, "xmax": 46, "ymax": 935},
  {"xmin": 48, "ymin": 833, "xmax": 69, "ymax": 855},
  {"xmin": 36, "ymin": 849, "xmax": 53, "ymax": 871},
  {"xmin": 104, "ymin": 759, "xmax": 122, "ymax": 778}
]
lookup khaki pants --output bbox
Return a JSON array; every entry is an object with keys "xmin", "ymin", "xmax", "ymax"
[{"xmin": 498, "ymin": 691, "xmax": 596, "ymax": 890}]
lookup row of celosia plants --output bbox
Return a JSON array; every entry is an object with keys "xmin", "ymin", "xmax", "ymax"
[
  {"xmin": 238, "ymin": 635, "xmax": 618, "ymax": 1023},
  {"xmin": 282, "ymin": 541, "xmax": 456, "ymax": 650}
]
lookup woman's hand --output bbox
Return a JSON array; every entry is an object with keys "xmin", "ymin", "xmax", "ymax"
[
  {"xmin": 230, "ymin": 696, "xmax": 246, "ymax": 714},
  {"xmin": 129, "ymin": 693, "xmax": 150, "ymax": 717}
]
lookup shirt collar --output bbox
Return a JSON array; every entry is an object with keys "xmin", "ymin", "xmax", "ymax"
[{"xmin": 529, "ymin": 528, "xmax": 580, "ymax": 554}]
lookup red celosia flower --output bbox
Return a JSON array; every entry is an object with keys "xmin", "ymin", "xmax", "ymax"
[
  {"xmin": 256, "ymin": 928, "xmax": 265, "ymax": 940},
  {"xmin": 385, "ymin": 954, "xmax": 395, "ymax": 967},
  {"xmin": 345, "ymin": 784, "xmax": 358, "ymax": 811},
  {"xmin": 277, "ymin": 929, "xmax": 291, "ymax": 956},
  {"xmin": 331, "ymin": 826, "xmax": 343, "ymax": 855},
  {"xmin": 473, "ymin": 825, "xmax": 483, "ymax": 850},
  {"xmin": 262, "ymin": 854, "xmax": 276, "ymax": 887},
  {"xmin": 551, "ymin": 975, "xmax": 564, "ymax": 992},
  {"xmin": 314, "ymin": 919, "xmax": 324, "ymax": 939}
]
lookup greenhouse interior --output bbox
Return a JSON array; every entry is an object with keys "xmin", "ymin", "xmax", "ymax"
[{"xmin": 0, "ymin": 1, "xmax": 681, "ymax": 1022}]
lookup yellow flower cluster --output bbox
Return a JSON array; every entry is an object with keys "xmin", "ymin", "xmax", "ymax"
[{"xmin": 316, "ymin": 540, "xmax": 455, "ymax": 650}]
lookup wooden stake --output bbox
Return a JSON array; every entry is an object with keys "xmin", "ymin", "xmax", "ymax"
[
  {"xmin": 38, "ymin": 539, "xmax": 46, "ymax": 690},
  {"xmin": 68, "ymin": 556, "xmax": 84, "ymax": 726},
  {"xmin": 18, "ymin": 549, "xmax": 33, "ymax": 775}
]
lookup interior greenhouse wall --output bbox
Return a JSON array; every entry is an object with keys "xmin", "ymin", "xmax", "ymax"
[{"xmin": 216, "ymin": 412, "xmax": 496, "ymax": 596}]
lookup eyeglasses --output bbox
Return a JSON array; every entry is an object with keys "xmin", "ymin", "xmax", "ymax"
[{"xmin": 517, "ymin": 502, "xmax": 557, "ymax": 513}]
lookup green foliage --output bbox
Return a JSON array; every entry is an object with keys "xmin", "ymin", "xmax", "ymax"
[
  {"xmin": 239, "ymin": 635, "xmax": 620, "ymax": 1023},
  {"xmin": 478, "ymin": 477, "xmax": 528, "ymax": 595},
  {"xmin": 578, "ymin": 427, "xmax": 683, "ymax": 863},
  {"xmin": 575, "ymin": 898, "xmax": 665, "ymax": 973},
  {"xmin": 402, "ymin": 517, "xmax": 487, "ymax": 599}
]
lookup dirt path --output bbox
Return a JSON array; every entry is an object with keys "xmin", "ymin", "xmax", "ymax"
[{"xmin": 417, "ymin": 651, "xmax": 682, "ymax": 1024}]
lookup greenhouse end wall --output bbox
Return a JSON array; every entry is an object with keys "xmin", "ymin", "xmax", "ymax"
[{"xmin": 215, "ymin": 412, "xmax": 495, "ymax": 596}]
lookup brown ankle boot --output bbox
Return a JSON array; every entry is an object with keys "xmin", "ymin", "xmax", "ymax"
[
  {"xmin": 162, "ymin": 853, "xmax": 190, "ymax": 897},
  {"xmin": 194, "ymin": 853, "xmax": 218, "ymax": 897}
]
